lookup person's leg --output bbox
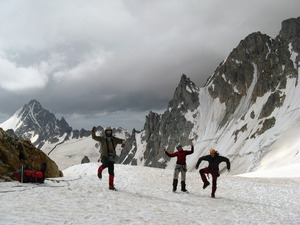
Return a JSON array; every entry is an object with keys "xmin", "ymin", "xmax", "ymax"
[
  {"xmin": 98, "ymin": 165, "xmax": 104, "ymax": 179},
  {"xmin": 108, "ymin": 162, "xmax": 115, "ymax": 190},
  {"xmin": 199, "ymin": 168, "xmax": 210, "ymax": 189},
  {"xmin": 173, "ymin": 165, "xmax": 180, "ymax": 192},
  {"xmin": 211, "ymin": 170, "xmax": 218, "ymax": 198},
  {"xmin": 181, "ymin": 165, "xmax": 187, "ymax": 192},
  {"xmin": 98, "ymin": 158, "xmax": 108, "ymax": 179}
]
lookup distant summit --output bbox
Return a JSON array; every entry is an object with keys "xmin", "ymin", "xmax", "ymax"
[
  {"xmin": 0, "ymin": 99, "xmax": 71, "ymax": 148},
  {"xmin": 0, "ymin": 100, "xmax": 130, "ymax": 170}
]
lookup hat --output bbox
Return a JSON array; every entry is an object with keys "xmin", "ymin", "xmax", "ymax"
[
  {"xmin": 105, "ymin": 127, "xmax": 112, "ymax": 131},
  {"xmin": 210, "ymin": 149, "xmax": 216, "ymax": 154},
  {"xmin": 176, "ymin": 145, "xmax": 182, "ymax": 150}
]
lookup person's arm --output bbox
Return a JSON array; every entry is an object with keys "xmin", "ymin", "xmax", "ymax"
[
  {"xmin": 186, "ymin": 144, "xmax": 194, "ymax": 155},
  {"xmin": 225, "ymin": 157, "xmax": 231, "ymax": 171},
  {"xmin": 164, "ymin": 148, "xmax": 176, "ymax": 157},
  {"xmin": 113, "ymin": 136, "xmax": 126, "ymax": 147},
  {"xmin": 91, "ymin": 127, "xmax": 103, "ymax": 142},
  {"xmin": 195, "ymin": 155, "xmax": 208, "ymax": 169},
  {"xmin": 195, "ymin": 158, "xmax": 202, "ymax": 169},
  {"xmin": 220, "ymin": 156, "xmax": 231, "ymax": 171}
]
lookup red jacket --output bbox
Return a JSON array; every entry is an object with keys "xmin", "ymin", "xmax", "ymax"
[{"xmin": 165, "ymin": 146, "xmax": 194, "ymax": 165}]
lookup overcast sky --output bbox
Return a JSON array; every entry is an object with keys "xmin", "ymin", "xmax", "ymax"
[{"xmin": 0, "ymin": 0, "xmax": 299, "ymax": 131}]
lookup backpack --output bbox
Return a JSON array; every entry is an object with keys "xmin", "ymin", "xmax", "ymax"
[{"xmin": 13, "ymin": 162, "xmax": 47, "ymax": 183}]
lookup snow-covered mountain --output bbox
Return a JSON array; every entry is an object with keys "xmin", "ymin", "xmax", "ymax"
[
  {"xmin": 1, "ymin": 17, "xmax": 299, "ymax": 175},
  {"xmin": 118, "ymin": 17, "xmax": 300, "ymax": 175},
  {"xmin": 0, "ymin": 99, "xmax": 71, "ymax": 149}
]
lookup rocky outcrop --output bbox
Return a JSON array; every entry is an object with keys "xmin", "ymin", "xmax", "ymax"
[
  {"xmin": 81, "ymin": 156, "xmax": 90, "ymax": 164},
  {"xmin": 0, "ymin": 128, "xmax": 62, "ymax": 181}
]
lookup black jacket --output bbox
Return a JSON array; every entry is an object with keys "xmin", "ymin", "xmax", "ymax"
[{"xmin": 196, "ymin": 153, "xmax": 230, "ymax": 170}]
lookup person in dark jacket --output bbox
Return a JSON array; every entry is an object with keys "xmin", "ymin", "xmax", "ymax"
[
  {"xmin": 164, "ymin": 142, "xmax": 194, "ymax": 192},
  {"xmin": 195, "ymin": 149, "xmax": 230, "ymax": 198},
  {"xmin": 92, "ymin": 126, "xmax": 125, "ymax": 190}
]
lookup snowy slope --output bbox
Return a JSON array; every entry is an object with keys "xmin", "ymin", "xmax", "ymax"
[
  {"xmin": 42, "ymin": 129, "xmax": 128, "ymax": 170},
  {"xmin": 180, "ymin": 71, "xmax": 300, "ymax": 175},
  {"xmin": 42, "ymin": 135, "xmax": 99, "ymax": 170},
  {"xmin": 0, "ymin": 163, "xmax": 299, "ymax": 225},
  {"xmin": 0, "ymin": 108, "xmax": 23, "ymax": 131}
]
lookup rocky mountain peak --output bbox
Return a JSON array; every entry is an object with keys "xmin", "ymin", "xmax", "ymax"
[
  {"xmin": 25, "ymin": 99, "xmax": 43, "ymax": 111},
  {"xmin": 168, "ymin": 74, "xmax": 199, "ymax": 113},
  {"xmin": 205, "ymin": 17, "xmax": 299, "ymax": 127},
  {"xmin": 9, "ymin": 100, "xmax": 72, "ymax": 148},
  {"xmin": 118, "ymin": 75, "xmax": 198, "ymax": 168}
]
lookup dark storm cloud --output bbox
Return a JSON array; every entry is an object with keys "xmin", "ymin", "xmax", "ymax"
[{"xmin": 0, "ymin": 0, "xmax": 299, "ymax": 130}]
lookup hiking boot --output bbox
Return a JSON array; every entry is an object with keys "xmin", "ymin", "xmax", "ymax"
[
  {"xmin": 181, "ymin": 186, "xmax": 188, "ymax": 192},
  {"xmin": 109, "ymin": 185, "xmax": 116, "ymax": 191},
  {"xmin": 211, "ymin": 193, "xmax": 215, "ymax": 198},
  {"xmin": 172, "ymin": 179, "xmax": 178, "ymax": 192},
  {"xmin": 97, "ymin": 171, "xmax": 102, "ymax": 179},
  {"xmin": 181, "ymin": 181, "xmax": 188, "ymax": 192},
  {"xmin": 203, "ymin": 181, "xmax": 210, "ymax": 189}
]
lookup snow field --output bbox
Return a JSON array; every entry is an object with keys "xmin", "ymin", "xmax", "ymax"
[{"xmin": 0, "ymin": 163, "xmax": 299, "ymax": 225}]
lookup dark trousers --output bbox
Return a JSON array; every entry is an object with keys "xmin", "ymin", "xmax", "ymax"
[
  {"xmin": 200, "ymin": 168, "xmax": 218, "ymax": 194},
  {"xmin": 98, "ymin": 158, "xmax": 114, "ymax": 175},
  {"xmin": 98, "ymin": 158, "xmax": 115, "ymax": 187}
]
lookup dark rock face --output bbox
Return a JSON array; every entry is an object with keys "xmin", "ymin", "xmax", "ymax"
[
  {"xmin": 259, "ymin": 91, "xmax": 285, "ymax": 119},
  {"xmin": 280, "ymin": 17, "xmax": 300, "ymax": 53},
  {"xmin": 12, "ymin": 100, "xmax": 72, "ymax": 148},
  {"xmin": 207, "ymin": 17, "xmax": 299, "ymax": 127},
  {"xmin": 81, "ymin": 156, "xmax": 90, "ymax": 164},
  {"xmin": 118, "ymin": 75, "xmax": 199, "ymax": 168},
  {"xmin": 0, "ymin": 128, "xmax": 62, "ymax": 181}
]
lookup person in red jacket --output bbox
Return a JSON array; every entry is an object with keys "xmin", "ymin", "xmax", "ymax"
[
  {"xmin": 164, "ymin": 142, "xmax": 194, "ymax": 192},
  {"xmin": 195, "ymin": 149, "xmax": 230, "ymax": 198}
]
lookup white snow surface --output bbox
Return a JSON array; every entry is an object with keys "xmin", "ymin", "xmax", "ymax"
[{"xmin": 1, "ymin": 163, "xmax": 299, "ymax": 225}]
